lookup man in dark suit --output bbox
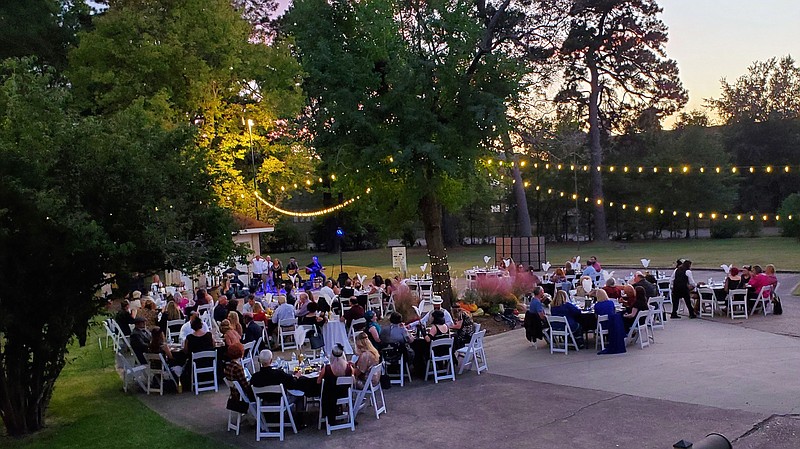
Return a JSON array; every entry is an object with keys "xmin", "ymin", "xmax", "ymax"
[
  {"xmin": 243, "ymin": 313, "xmax": 262, "ymax": 346},
  {"xmin": 250, "ymin": 350, "xmax": 306, "ymax": 403}
]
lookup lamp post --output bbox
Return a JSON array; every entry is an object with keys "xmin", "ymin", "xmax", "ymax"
[
  {"xmin": 336, "ymin": 227, "xmax": 344, "ymax": 273},
  {"xmin": 246, "ymin": 118, "xmax": 259, "ymax": 219}
]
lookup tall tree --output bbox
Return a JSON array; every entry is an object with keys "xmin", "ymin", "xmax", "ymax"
[
  {"xmin": 556, "ymin": 0, "xmax": 687, "ymax": 241},
  {"xmin": 709, "ymin": 55, "xmax": 800, "ymax": 124},
  {"xmin": 285, "ymin": 0, "xmax": 528, "ymax": 305},
  {"xmin": 0, "ymin": 59, "xmax": 236, "ymax": 436},
  {"xmin": 68, "ymin": 0, "xmax": 310, "ymax": 223}
]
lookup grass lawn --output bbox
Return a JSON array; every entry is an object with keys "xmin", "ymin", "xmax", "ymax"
[
  {"xmin": 273, "ymin": 236, "xmax": 800, "ymax": 279},
  {"xmin": 5, "ymin": 321, "xmax": 231, "ymax": 449}
]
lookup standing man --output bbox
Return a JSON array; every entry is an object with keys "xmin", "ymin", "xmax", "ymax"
[
  {"xmin": 670, "ymin": 259, "xmax": 697, "ymax": 319},
  {"xmin": 252, "ymin": 254, "xmax": 269, "ymax": 292},
  {"xmin": 286, "ymin": 257, "xmax": 302, "ymax": 287}
]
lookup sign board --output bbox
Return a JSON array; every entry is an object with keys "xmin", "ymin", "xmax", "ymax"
[{"xmin": 391, "ymin": 246, "xmax": 408, "ymax": 276}]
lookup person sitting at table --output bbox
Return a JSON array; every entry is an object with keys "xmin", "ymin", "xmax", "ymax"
[
  {"xmin": 749, "ymin": 264, "xmax": 777, "ymax": 295},
  {"xmin": 353, "ymin": 332, "xmax": 381, "ymax": 389},
  {"xmin": 251, "ymin": 349, "xmax": 304, "ymax": 403},
  {"xmin": 194, "ymin": 288, "xmax": 209, "ymax": 307},
  {"xmin": 551, "ymin": 267, "xmax": 567, "ymax": 284},
  {"xmin": 550, "ymin": 290, "xmax": 585, "ymax": 349},
  {"xmin": 228, "ymin": 311, "xmax": 243, "ymax": 339},
  {"xmin": 214, "ymin": 296, "xmax": 229, "ymax": 322},
  {"xmin": 298, "ymin": 302, "xmax": 327, "ymax": 338},
  {"xmin": 319, "ymin": 280, "xmax": 336, "ymax": 305},
  {"xmin": 147, "ymin": 327, "xmax": 185, "ymax": 378},
  {"xmin": 183, "ymin": 317, "xmax": 215, "ymax": 386},
  {"xmin": 294, "ymin": 291, "xmax": 310, "ymax": 318},
  {"xmin": 724, "ymin": 266, "xmax": 744, "ymax": 292},
  {"xmin": 363, "ymin": 310, "xmax": 382, "ymax": 349},
  {"xmin": 317, "ymin": 344, "xmax": 353, "ymax": 424},
  {"xmin": 739, "ymin": 265, "xmax": 752, "ymax": 286},
  {"xmin": 137, "ymin": 298, "xmax": 159, "ymax": 329},
  {"xmin": 341, "ymin": 297, "xmax": 365, "ymax": 329},
  {"xmin": 130, "ymin": 316, "xmax": 152, "ymax": 363},
  {"xmin": 340, "ymin": 279, "xmax": 355, "ymax": 300},
  {"xmin": 419, "ymin": 295, "xmax": 454, "ymax": 326},
  {"xmin": 129, "ymin": 290, "xmax": 143, "ymax": 313},
  {"xmin": 620, "ymin": 284, "xmax": 637, "ymax": 309},
  {"xmin": 380, "ymin": 312, "xmax": 415, "ymax": 346},
  {"xmin": 623, "ymin": 286, "xmax": 649, "ymax": 332},
  {"xmin": 242, "ymin": 313, "xmax": 262, "ymax": 345},
  {"xmin": 268, "ymin": 295, "xmax": 295, "ymax": 339},
  {"xmin": 179, "ymin": 311, "xmax": 207, "ymax": 342},
  {"xmin": 159, "ymin": 300, "xmax": 184, "ymax": 334},
  {"xmin": 593, "ymin": 289, "xmax": 626, "ymax": 355},
  {"xmin": 564, "ymin": 262, "xmax": 575, "ymax": 277},
  {"xmin": 524, "ymin": 286, "xmax": 547, "ymax": 344},
  {"xmin": 424, "ymin": 310, "xmax": 450, "ymax": 343},
  {"xmin": 252, "ymin": 302, "xmax": 268, "ymax": 323},
  {"xmin": 382, "ymin": 278, "xmax": 395, "ymax": 302},
  {"xmin": 632, "ymin": 271, "xmax": 658, "ymax": 298},
  {"xmin": 219, "ymin": 319, "xmax": 242, "ymax": 348},
  {"xmin": 450, "ymin": 310, "xmax": 475, "ymax": 352},
  {"xmin": 115, "ymin": 300, "xmax": 136, "ymax": 337},
  {"xmin": 173, "ymin": 291, "xmax": 189, "ymax": 311},
  {"xmin": 581, "ymin": 263, "xmax": 601, "ymax": 285},
  {"xmin": 601, "ymin": 278, "xmax": 622, "ymax": 299},
  {"xmin": 224, "ymin": 343, "xmax": 253, "ymax": 413}
]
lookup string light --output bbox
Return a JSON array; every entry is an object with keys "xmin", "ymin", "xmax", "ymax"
[
  {"xmin": 253, "ymin": 189, "xmax": 369, "ymax": 217},
  {"xmin": 502, "ymin": 158, "xmax": 799, "ymax": 174}
]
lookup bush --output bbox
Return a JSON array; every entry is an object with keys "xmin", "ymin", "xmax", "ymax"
[
  {"xmin": 743, "ymin": 213, "xmax": 763, "ymax": 237},
  {"xmin": 778, "ymin": 193, "xmax": 800, "ymax": 238},
  {"xmin": 473, "ymin": 276, "xmax": 519, "ymax": 312},
  {"xmin": 267, "ymin": 218, "xmax": 305, "ymax": 252},
  {"xmin": 391, "ymin": 287, "xmax": 420, "ymax": 323},
  {"xmin": 710, "ymin": 219, "xmax": 741, "ymax": 239}
]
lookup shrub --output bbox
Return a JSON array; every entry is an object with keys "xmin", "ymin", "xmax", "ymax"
[
  {"xmin": 710, "ymin": 219, "xmax": 741, "ymax": 239},
  {"xmin": 473, "ymin": 276, "xmax": 519, "ymax": 311},
  {"xmin": 778, "ymin": 193, "xmax": 800, "ymax": 239},
  {"xmin": 742, "ymin": 213, "xmax": 763, "ymax": 237},
  {"xmin": 391, "ymin": 287, "xmax": 420, "ymax": 323}
]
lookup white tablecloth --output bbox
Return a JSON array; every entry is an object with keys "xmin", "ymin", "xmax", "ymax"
[{"xmin": 293, "ymin": 320, "xmax": 353, "ymax": 355}]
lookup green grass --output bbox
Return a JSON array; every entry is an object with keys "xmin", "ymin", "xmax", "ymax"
[
  {"xmin": 6, "ymin": 322, "xmax": 231, "ymax": 449},
  {"xmin": 274, "ymin": 236, "xmax": 800, "ymax": 277}
]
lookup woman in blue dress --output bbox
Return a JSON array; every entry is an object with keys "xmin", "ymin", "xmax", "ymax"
[{"xmin": 594, "ymin": 289, "xmax": 626, "ymax": 354}]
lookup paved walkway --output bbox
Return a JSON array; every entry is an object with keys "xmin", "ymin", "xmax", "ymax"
[{"xmin": 139, "ymin": 272, "xmax": 800, "ymax": 448}]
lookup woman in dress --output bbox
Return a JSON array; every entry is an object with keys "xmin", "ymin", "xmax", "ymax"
[
  {"xmin": 353, "ymin": 332, "xmax": 381, "ymax": 389},
  {"xmin": 317, "ymin": 344, "xmax": 353, "ymax": 425},
  {"xmin": 724, "ymin": 266, "xmax": 744, "ymax": 292},
  {"xmin": 450, "ymin": 310, "xmax": 475, "ymax": 352},
  {"xmin": 271, "ymin": 258, "xmax": 283, "ymax": 288},
  {"xmin": 594, "ymin": 289, "xmax": 626, "ymax": 354}
]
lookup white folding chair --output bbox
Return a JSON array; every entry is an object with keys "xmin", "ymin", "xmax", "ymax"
[
  {"xmin": 595, "ymin": 314, "xmax": 609, "ymax": 351},
  {"xmin": 223, "ymin": 378, "xmax": 258, "ymax": 436},
  {"xmin": 116, "ymin": 352, "xmax": 148, "ymax": 393},
  {"xmin": 191, "ymin": 350, "xmax": 218, "ymax": 394},
  {"xmin": 144, "ymin": 352, "xmax": 178, "ymax": 395},
  {"xmin": 279, "ymin": 318, "xmax": 298, "ymax": 351},
  {"xmin": 381, "ymin": 348, "xmax": 412, "ymax": 387},
  {"xmin": 197, "ymin": 303, "xmax": 212, "ymax": 315},
  {"xmin": 649, "ymin": 296, "xmax": 666, "ymax": 329},
  {"xmin": 729, "ymin": 289, "xmax": 749, "ymax": 320},
  {"xmin": 385, "ymin": 293, "xmax": 396, "ymax": 313},
  {"xmin": 750, "ymin": 285, "xmax": 772, "ymax": 316},
  {"xmin": 425, "ymin": 338, "xmax": 455, "ymax": 383},
  {"xmin": 546, "ymin": 315, "xmax": 580, "ymax": 354},
  {"xmin": 367, "ymin": 293, "xmax": 383, "ymax": 317},
  {"xmin": 318, "ymin": 377, "xmax": 356, "ymax": 434},
  {"xmin": 456, "ymin": 330, "xmax": 488, "ymax": 375},
  {"xmin": 352, "ymin": 364, "xmax": 387, "ymax": 420},
  {"xmin": 252, "ymin": 384, "xmax": 298, "ymax": 441},
  {"xmin": 418, "ymin": 281, "xmax": 433, "ymax": 302},
  {"xmin": 625, "ymin": 311, "xmax": 650, "ymax": 349},
  {"xmin": 657, "ymin": 279, "xmax": 673, "ymax": 314},
  {"xmin": 241, "ymin": 340, "xmax": 256, "ymax": 373},
  {"xmin": 348, "ymin": 318, "xmax": 367, "ymax": 347},
  {"xmin": 698, "ymin": 287, "xmax": 717, "ymax": 318},
  {"xmin": 101, "ymin": 319, "xmax": 118, "ymax": 350},
  {"xmin": 417, "ymin": 299, "xmax": 433, "ymax": 316},
  {"xmin": 166, "ymin": 319, "xmax": 184, "ymax": 344}
]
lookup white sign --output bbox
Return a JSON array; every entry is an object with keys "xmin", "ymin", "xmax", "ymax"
[{"xmin": 392, "ymin": 247, "xmax": 408, "ymax": 275}]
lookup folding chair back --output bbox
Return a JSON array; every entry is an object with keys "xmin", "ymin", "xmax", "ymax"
[
  {"xmin": 252, "ymin": 384, "xmax": 297, "ymax": 441},
  {"xmin": 191, "ymin": 350, "xmax": 218, "ymax": 394}
]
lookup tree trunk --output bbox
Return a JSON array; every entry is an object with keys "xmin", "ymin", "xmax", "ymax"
[
  {"xmin": 588, "ymin": 59, "xmax": 608, "ymax": 242},
  {"xmin": 419, "ymin": 192, "xmax": 453, "ymax": 308},
  {"xmin": 502, "ymin": 133, "xmax": 532, "ymax": 237},
  {"xmin": 442, "ymin": 210, "xmax": 460, "ymax": 247}
]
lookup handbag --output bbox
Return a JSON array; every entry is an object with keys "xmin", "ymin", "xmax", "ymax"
[
  {"xmin": 226, "ymin": 397, "xmax": 249, "ymax": 414},
  {"xmin": 772, "ymin": 294, "xmax": 783, "ymax": 315},
  {"xmin": 380, "ymin": 373, "xmax": 392, "ymax": 389},
  {"xmin": 309, "ymin": 330, "xmax": 325, "ymax": 349}
]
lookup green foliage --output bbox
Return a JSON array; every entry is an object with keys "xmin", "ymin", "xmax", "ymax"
[
  {"xmin": 710, "ymin": 220, "xmax": 741, "ymax": 239},
  {"xmin": 266, "ymin": 217, "xmax": 306, "ymax": 253},
  {"xmin": 778, "ymin": 194, "xmax": 800, "ymax": 238},
  {"xmin": 67, "ymin": 0, "xmax": 311, "ymax": 223},
  {"xmin": 710, "ymin": 55, "xmax": 800, "ymax": 124},
  {"xmin": 743, "ymin": 215, "xmax": 763, "ymax": 238},
  {"xmin": 309, "ymin": 202, "xmax": 388, "ymax": 251},
  {"xmin": 0, "ymin": 59, "xmax": 235, "ymax": 435}
]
